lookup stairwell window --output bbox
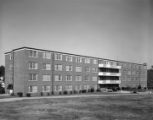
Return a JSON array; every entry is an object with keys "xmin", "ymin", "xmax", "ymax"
[
  {"xmin": 43, "ymin": 63, "xmax": 51, "ymax": 70},
  {"xmin": 75, "ymin": 75, "xmax": 82, "ymax": 81}
]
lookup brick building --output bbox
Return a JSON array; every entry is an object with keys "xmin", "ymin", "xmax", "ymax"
[{"xmin": 5, "ymin": 47, "xmax": 147, "ymax": 96}]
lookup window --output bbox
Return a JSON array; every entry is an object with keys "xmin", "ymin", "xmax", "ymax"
[
  {"xmin": 54, "ymin": 85, "xmax": 62, "ymax": 91},
  {"xmin": 29, "ymin": 74, "xmax": 38, "ymax": 81},
  {"xmin": 43, "ymin": 63, "xmax": 51, "ymax": 70},
  {"xmin": 66, "ymin": 55, "xmax": 73, "ymax": 62},
  {"xmin": 42, "ymin": 85, "xmax": 50, "ymax": 92},
  {"xmin": 76, "ymin": 66, "xmax": 82, "ymax": 72},
  {"xmin": 85, "ymin": 75, "xmax": 90, "ymax": 81},
  {"xmin": 43, "ymin": 52, "xmax": 51, "ymax": 59},
  {"xmin": 76, "ymin": 57, "xmax": 82, "ymax": 63},
  {"xmin": 29, "ymin": 50, "xmax": 38, "ymax": 57},
  {"xmin": 83, "ymin": 85, "xmax": 90, "ymax": 90},
  {"xmin": 92, "ymin": 76, "xmax": 97, "ymax": 81},
  {"xmin": 92, "ymin": 68, "xmax": 97, "ymax": 73},
  {"xmin": 93, "ymin": 59, "xmax": 97, "ymax": 64},
  {"xmin": 75, "ymin": 75, "xmax": 82, "ymax": 81},
  {"xmin": 42, "ymin": 75, "xmax": 51, "ymax": 81},
  {"xmin": 66, "ymin": 65, "xmax": 73, "ymax": 71},
  {"xmin": 54, "ymin": 75, "xmax": 62, "ymax": 81},
  {"xmin": 29, "ymin": 62, "xmax": 38, "ymax": 70},
  {"xmin": 85, "ymin": 66, "xmax": 90, "ymax": 72},
  {"xmin": 55, "ymin": 53, "xmax": 62, "ymax": 60},
  {"xmin": 28, "ymin": 86, "xmax": 38, "ymax": 93},
  {"xmin": 75, "ymin": 85, "xmax": 82, "ymax": 90},
  {"xmin": 9, "ymin": 54, "xmax": 13, "ymax": 60},
  {"xmin": 65, "ymin": 75, "xmax": 72, "ymax": 81},
  {"xmin": 55, "ymin": 64, "xmax": 62, "ymax": 71},
  {"xmin": 65, "ymin": 85, "xmax": 72, "ymax": 91},
  {"xmin": 85, "ymin": 58, "xmax": 90, "ymax": 64}
]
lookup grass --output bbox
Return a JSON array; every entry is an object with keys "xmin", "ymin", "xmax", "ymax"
[{"xmin": 0, "ymin": 94, "xmax": 153, "ymax": 120}]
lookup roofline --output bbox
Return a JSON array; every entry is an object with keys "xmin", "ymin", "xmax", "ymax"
[{"xmin": 5, "ymin": 46, "xmax": 146, "ymax": 66}]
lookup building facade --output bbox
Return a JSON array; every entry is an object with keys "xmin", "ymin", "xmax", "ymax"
[
  {"xmin": 5, "ymin": 47, "xmax": 147, "ymax": 96},
  {"xmin": 147, "ymin": 68, "xmax": 153, "ymax": 89}
]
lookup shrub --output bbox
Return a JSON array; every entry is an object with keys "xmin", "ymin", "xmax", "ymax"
[
  {"xmin": 96, "ymin": 88, "xmax": 101, "ymax": 92},
  {"xmin": 63, "ymin": 91, "xmax": 68, "ymax": 95},
  {"xmin": 17, "ymin": 92, "xmax": 23, "ymax": 97},
  {"xmin": 59, "ymin": 91, "xmax": 62, "ymax": 95},
  {"xmin": 70, "ymin": 91, "xmax": 73, "ymax": 94},
  {"xmin": 90, "ymin": 88, "xmax": 95, "ymax": 92},
  {"xmin": 82, "ymin": 89, "xmax": 87, "ymax": 93},
  {"xmin": 47, "ymin": 92, "xmax": 50, "ymax": 96},
  {"xmin": 40, "ymin": 92, "xmax": 43, "ymax": 96},
  {"xmin": 26, "ymin": 93, "xmax": 31, "ymax": 97}
]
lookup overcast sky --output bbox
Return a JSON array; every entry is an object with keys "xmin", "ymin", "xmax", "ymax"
[{"xmin": 0, "ymin": 0, "xmax": 153, "ymax": 67}]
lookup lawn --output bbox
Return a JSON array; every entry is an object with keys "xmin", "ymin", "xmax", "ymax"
[{"xmin": 0, "ymin": 94, "xmax": 153, "ymax": 120}]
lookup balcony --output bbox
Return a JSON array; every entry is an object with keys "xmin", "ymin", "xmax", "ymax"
[
  {"xmin": 99, "ymin": 64, "xmax": 121, "ymax": 69},
  {"xmin": 98, "ymin": 80, "xmax": 121, "ymax": 84},
  {"xmin": 98, "ymin": 72, "xmax": 121, "ymax": 76}
]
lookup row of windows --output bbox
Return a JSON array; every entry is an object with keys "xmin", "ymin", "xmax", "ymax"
[
  {"xmin": 28, "ymin": 85, "xmax": 97, "ymax": 93},
  {"xmin": 28, "ymin": 62, "xmax": 97, "ymax": 72},
  {"xmin": 28, "ymin": 50, "xmax": 98, "ymax": 64},
  {"xmin": 29, "ymin": 74, "xmax": 97, "ymax": 81}
]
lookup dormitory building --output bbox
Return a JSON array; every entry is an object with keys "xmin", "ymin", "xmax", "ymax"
[{"xmin": 5, "ymin": 47, "xmax": 147, "ymax": 96}]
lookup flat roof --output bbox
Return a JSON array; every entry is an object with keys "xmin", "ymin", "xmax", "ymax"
[{"xmin": 5, "ymin": 46, "xmax": 146, "ymax": 66}]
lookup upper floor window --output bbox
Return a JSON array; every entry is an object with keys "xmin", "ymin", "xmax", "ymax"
[
  {"xmin": 75, "ymin": 75, "xmax": 82, "ymax": 81},
  {"xmin": 66, "ymin": 65, "xmax": 73, "ymax": 71},
  {"xmin": 42, "ymin": 75, "xmax": 51, "ymax": 81},
  {"xmin": 66, "ymin": 55, "xmax": 73, "ymax": 62},
  {"xmin": 93, "ymin": 59, "xmax": 98, "ymax": 64},
  {"xmin": 29, "ymin": 73, "xmax": 38, "ymax": 81},
  {"xmin": 42, "ymin": 85, "xmax": 50, "ymax": 92},
  {"xmin": 28, "ymin": 62, "xmax": 38, "ymax": 70},
  {"xmin": 76, "ymin": 66, "xmax": 82, "ymax": 72},
  {"xmin": 85, "ymin": 75, "xmax": 90, "ymax": 81},
  {"xmin": 54, "ymin": 85, "xmax": 62, "ymax": 91},
  {"xmin": 29, "ymin": 50, "xmax": 38, "ymax": 58},
  {"xmin": 43, "ymin": 52, "xmax": 51, "ymax": 59},
  {"xmin": 65, "ymin": 75, "xmax": 72, "ymax": 81},
  {"xmin": 85, "ymin": 58, "xmax": 90, "ymax": 64},
  {"xmin": 85, "ymin": 66, "xmax": 90, "ymax": 72},
  {"xmin": 28, "ymin": 86, "xmax": 38, "ymax": 93},
  {"xmin": 76, "ymin": 57, "xmax": 82, "ymax": 63},
  {"xmin": 54, "ymin": 64, "xmax": 62, "ymax": 71},
  {"xmin": 43, "ymin": 63, "xmax": 51, "ymax": 70},
  {"xmin": 54, "ymin": 75, "xmax": 62, "ymax": 81},
  {"xmin": 55, "ymin": 53, "xmax": 62, "ymax": 60},
  {"xmin": 65, "ymin": 85, "xmax": 72, "ymax": 91}
]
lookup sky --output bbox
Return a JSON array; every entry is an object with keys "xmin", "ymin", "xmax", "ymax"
[{"xmin": 0, "ymin": 0, "xmax": 153, "ymax": 67}]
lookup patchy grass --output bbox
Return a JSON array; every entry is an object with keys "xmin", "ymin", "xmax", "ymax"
[{"xmin": 0, "ymin": 95, "xmax": 153, "ymax": 120}]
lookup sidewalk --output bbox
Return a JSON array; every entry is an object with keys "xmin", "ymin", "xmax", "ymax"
[{"xmin": 0, "ymin": 92, "xmax": 146, "ymax": 103}]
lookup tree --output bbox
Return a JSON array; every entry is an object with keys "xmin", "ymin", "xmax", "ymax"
[{"xmin": 0, "ymin": 66, "xmax": 5, "ymax": 77}]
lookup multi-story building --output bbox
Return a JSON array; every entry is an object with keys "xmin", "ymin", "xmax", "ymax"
[
  {"xmin": 5, "ymin": 47, "xmax": 147, "ymax": 96},
  {"xmin": 147, "ymin": 68, "xmax": 153, "ymax": 89}
]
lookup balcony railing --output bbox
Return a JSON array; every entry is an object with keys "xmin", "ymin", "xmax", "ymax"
[
  {"xmin": 98, "ymin": 72, "xmax": 121, "ymax": 76},
  {"xmin": 98, "ymin": 64, "xmax": 121, "ymax": 69},
  {"xmin": 98, "ymin": 80, "xmax": 121, "ymax": 84}
]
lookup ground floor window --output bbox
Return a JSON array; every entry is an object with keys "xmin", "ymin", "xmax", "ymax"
[
  {"xmin": 28, "ymin": 86, "xmax": 38, "ymax": 93},
  {"xmin": 42, "ymin": 85, "xmax": 50, "ymax": 92}
]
